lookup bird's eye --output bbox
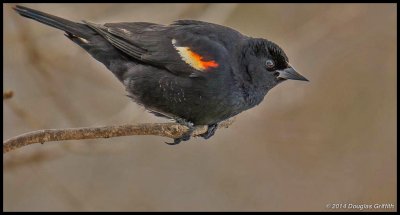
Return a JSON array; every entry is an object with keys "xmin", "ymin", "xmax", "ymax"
[{"xmin": 265, "ymin": 60, "xmax": 275, "ymax": 70}]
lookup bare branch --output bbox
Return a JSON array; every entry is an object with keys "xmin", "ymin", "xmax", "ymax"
[{"xmin": 3, "ymin": 118, "xmax": 235, "ymax": 154}]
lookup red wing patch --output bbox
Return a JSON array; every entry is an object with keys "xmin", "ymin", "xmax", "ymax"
[{"xmin": 172, "ymin": 39, "xmax": 219, "ymax": 71}]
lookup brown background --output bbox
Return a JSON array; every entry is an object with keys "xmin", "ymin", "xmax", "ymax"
[{"xmin": 3, "ymin": 3, "xmax": 396, "ymax": 211}]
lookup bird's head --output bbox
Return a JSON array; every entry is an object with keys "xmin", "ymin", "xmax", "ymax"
[{"xmin": 242, "ymin": 38, "xmax": 308, "ymax": 91}]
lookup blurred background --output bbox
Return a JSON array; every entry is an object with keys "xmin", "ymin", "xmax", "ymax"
[{"xmin": 3, "ymin": 3, "xmax": 396, "ymax": 211}]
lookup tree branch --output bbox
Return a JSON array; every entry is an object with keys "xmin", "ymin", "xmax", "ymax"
[{"xmin": 3, "ymin": 118, "xmax": 235, "ymax": 154}]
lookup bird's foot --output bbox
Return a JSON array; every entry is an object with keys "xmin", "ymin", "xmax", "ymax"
[
  {"xmin": 165, "ymin": 119, "xmax": 195, "ymax": 145},
  {"xmin": 199, "ymin": 123, "xmax": 218, "ymax": 139}
]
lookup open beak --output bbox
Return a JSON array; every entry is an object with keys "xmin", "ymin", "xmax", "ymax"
[{"xmin": 277, "ymin": 66, "xmax": 309, "ymax": 82}]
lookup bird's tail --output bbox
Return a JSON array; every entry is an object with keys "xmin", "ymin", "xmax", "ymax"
[
  {"xmin": 13, "ymin": 5, "xmax": 93, "ymax": 39},
  {"xmin": 13, "ymin": 5, "xmax": 133, "ymax": 82}
]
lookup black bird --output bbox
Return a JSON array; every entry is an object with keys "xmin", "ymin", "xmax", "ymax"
[{"xmin": 14, "ymin": 5, "xmax": 308, "ymax": 145}]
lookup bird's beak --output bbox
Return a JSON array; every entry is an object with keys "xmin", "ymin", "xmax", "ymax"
[{"xmin": 277, "ymin": 66, "xmax": 309, "ymax": 82}]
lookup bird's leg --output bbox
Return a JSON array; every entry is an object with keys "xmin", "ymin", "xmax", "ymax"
[
  {"xmin": 165, "ymin": 119, "xmax": 195, "ymax": 145},
  {"xmin": 199, "ymin": 123, "xmax": 218, "ymax": 139}
]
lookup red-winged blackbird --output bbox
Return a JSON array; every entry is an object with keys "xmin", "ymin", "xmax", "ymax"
[{"xmin": 14, "ymin": 5, "xmax": 308, "ymax": 145}]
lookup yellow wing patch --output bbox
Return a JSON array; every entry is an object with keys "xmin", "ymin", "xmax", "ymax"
[{"xmin": 172, "ymin": 39, "xmax": 219, "ymax": 71}]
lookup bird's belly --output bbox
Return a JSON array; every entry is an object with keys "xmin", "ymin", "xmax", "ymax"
[
  {"xmin": 151, "ymin": 91, "xmax": 235, "ymax": 125},
  {"xmin": 125, "ymin": 72, "xmax": 237, "ymax": 125}
]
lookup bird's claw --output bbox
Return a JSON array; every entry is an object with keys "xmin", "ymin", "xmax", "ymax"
[
  {"xmin": 165, "ymin": 132, "xmax": 192, "ymax": 145},
  {"xmin": 165, "ymin": 120, "xmax": 194, "ymax": 145},
  {"xmin": 199, "ymin": 123, "xmax": 218, "ymax": 139}
]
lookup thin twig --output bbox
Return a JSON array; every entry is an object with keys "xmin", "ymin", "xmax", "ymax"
[{"xmin": 3, "ymin": 118, "xmax": 235, "ymax": 154}]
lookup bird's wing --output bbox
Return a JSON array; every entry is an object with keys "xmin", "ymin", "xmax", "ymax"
[{"xmin": 84, "ymin": 21, "xmax": 230, "ymax": 78}]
